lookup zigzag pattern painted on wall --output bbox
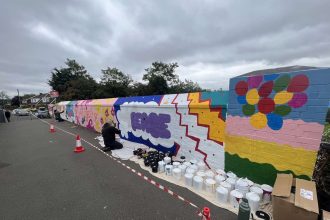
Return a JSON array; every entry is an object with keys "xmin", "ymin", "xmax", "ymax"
[{"xmin": 56, "ymin": 91, "xmax": 228, "ymax": 170}]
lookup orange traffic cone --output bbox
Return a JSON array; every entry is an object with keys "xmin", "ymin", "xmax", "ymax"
[
  {"xmin": 50, "ymin": 124, "xmax": 55, "ymax": 133},
  {"xmin": 74, "ymin": 135, "xmax": 85, "ymax": 153},
  {"xmin": 202, "ymin": 207, "xmax": 211, "ymax": 220}
]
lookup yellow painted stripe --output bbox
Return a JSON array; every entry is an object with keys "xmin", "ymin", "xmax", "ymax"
[
  {"xmin": 224, "ymin": 134, "xmax": 318, "ymax": 177},
  {"xmin": 188, "ymin": 93, "xmax": 226, "ymax": 143}
]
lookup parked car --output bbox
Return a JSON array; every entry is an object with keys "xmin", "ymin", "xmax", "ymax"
[
  {"xmin": 17, "ymin": 109, "xmax": 29, "ymax": 116},
  {"xmin": 37, "ymin": 107, "xmax": 49, "ymax": 118}
]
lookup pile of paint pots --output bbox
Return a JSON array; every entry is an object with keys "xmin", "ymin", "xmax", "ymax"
[{"xmin": 135, "ymin": 151, "xmax": 274, "ymax": 212}]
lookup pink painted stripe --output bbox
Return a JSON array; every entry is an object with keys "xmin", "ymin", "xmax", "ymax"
[{"xmin": 226, "ymin": 115, "xmax": 324, "ymax": 151}]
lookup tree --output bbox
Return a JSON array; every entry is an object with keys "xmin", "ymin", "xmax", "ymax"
[
  {"xmin": 48, "ymin": 59, "xmax": 97, "ymax": 100},
  {"xmin": 0, "ymin": 91, "xmax": 10, "ymax": 107},
  {"xmin": 99, "ymin": 67, "xmax": 133, "ymax": 98},
  {"xmin": 11, "ymin": 96, "xmax": 20, "ymax": 107},
  {"xmin": 142, "ymin": 62, "xmax": 179, "ymax": 95},
  {"xmin": 170, "ymin": 79, "xmax": 203, "ymax": 93}
]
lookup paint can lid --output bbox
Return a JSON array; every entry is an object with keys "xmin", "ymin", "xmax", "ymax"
[
  {"xmin": 193, "ymin": 175, "xmax": 203, "ymax": 182},
  {"xmin": 220, "ymin": 181, "xmax": 231, "ymax": 188},
  {"xmin": 184, "ymin": 173, "xmax": 194, "ymax": 178},
  {"xmin": 216, "ymin": 186, "xmax": 228, "ymax": 194},
  {"xmin": 173, "ymin": 168, "xmax": 181, "ymax": 174},
  {"xmin": 173, "ymin": 161, "xmax": 181, "ymax": 166},
  {"xmin": 250, "ymin": 186, "xmax": 263, "ymax": 194},
  {"xmin": 186, "ymin": 168, "xmax": 195, "ymax": 174},
  {"xmin": 230, "ymin": 189, "xmax": 243, "ymax": 198},
  {"xmin": 226, "ymin": 171, "xmax": 237, "ymax": 179},
  {"xmin": 205, "ymin": 178, "xmax": 216, "ymax": 185},
  {"xmin": 246, "ymin": 192, "xmax": 260, "ymax": 202},
  {"xmin": 261, "ymin": 184, "xmax": 273, "ymax": 192}
]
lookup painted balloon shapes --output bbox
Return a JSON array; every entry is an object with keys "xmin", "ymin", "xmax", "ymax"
[{"xmin": 234, "ymin": 74, "xmax": 309, "ymax": 130}]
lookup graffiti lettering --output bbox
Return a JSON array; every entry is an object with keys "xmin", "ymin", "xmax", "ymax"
[{"xmin": 131, "ymin": 112, "xmax": 171, "ymax": 139}]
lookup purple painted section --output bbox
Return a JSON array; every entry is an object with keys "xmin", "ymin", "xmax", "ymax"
[
  {"xmin": 131, "ymin": 112, "xmax": 171, "ymax": 139},
  {"xmin": 288, "ymin": 93, "xmax": 308, "ymax": 108},
  {"xmin": 247, "ymin": 75, "xmax": 263, "ymax": 88}
]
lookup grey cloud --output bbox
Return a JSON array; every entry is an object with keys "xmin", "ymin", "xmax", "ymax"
[{"xmin": 1, "ymin": 0, "xmax": 330, "ymax": 97}]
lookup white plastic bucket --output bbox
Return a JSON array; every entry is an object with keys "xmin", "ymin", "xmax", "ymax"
[
  {"xmin": 165, "ymin": 164, "xmax": 173, "ymax": 176},
  {"xmin": 189, "ymin": 164, "xmax": 198, "ymax": 171},
  {"xmin": 215, "ymin": 175, "xmax": 226, "ymax": 185},
  {"xmin": 216, "ymin": 186, "xmax": 229, "ymax": 203},
  {"xmin": 183, "ymin": 161, "xmax": 191, "ymax": 167},
  {"xmin": 184, "ymin": 173, "xmax": 194, "ymax": 187},
  {"xmin": 196, "ymin": 171, "xmax": 206, "ymax": 179},
  {"xmin": 173, "ymin": 168, "xmax": 182, "ymax": 181},
  {"xmin": 220, "ymin": 181, "xmax": 232, "ymax": 193},
  {"xmin": 226, "ymin": 172, "xmax": 237, "ymax": 180},
  {"xmin": 193, "ymin": 176, "xmax": 203, "ymax": 191},
  {"xmin": 261, "ymin": 184, "xmax": 273, "ymax": 203},
  {"xmin": 185, "ymin": 168, "xmax": 196, "ymax": 175},
  {"xmin": 226, "ymin": 177, "xmax": 236, "ymax": 191},
  {"xmin": 197, "ymin": 161, "xmax": 206, "ymax": 171},
  {"xmin": 164, "ymin": 157, "xmax": 171, "ymax": 164},
  {"xmin": 205, "ymin": 178, "xmax": 216, "ymax": 193},
  {"xmin": 158, "ymin": 161, "xmax": 165, "ymax": 173},
  {"xmin": 178, "ymin": 164, "xmax": 187, "ymax": 175},
  {"xmin": 246, "ymin": 192, "xmax": 260, "ymax": 212},
  {"xmin": 172, "ymin": 161, "xmax": 180, "ymax": 168},
  {"xmin": 250, "ymin": 186, "xmax": 263, "ymax": 201},
  {"xmin": 235, "ymin": 178, "xmax": 250, "ymax": 197},
  {"xmin": 216, "ymin": 169, "xmax": 226, "ymax": 176},
  {"xmin": 230, "ymin": 190, "xmax": 243, "ymax": 208},
  {"xmin": 205, "ymin": 170, "xmax": 215, "ymax": 179}
]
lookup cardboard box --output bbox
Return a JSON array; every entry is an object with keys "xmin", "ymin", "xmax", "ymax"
[
  {"xmin": 324, "ymin": 210, "xmax": 330, "ymax": 220},
  {"xmin": 272, "ymin": 174, "xmax": 319, "ymax": 220}
]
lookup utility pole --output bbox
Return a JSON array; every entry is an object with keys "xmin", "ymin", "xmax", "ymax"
[{"xmin": 17, "ymin": 89, "xmax": 20, "ymax": 107}]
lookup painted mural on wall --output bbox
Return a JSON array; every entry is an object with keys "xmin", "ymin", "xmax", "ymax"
[
  {"xmin": 225, "ymin": 68, "xmax": 330, "ymax": 185},
  {"xmin": 56, "ymin": 91, "xmax": 228, "ymax": 170}
]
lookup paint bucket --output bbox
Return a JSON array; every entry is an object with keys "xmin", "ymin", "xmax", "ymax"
[
  {"xmin": 220, "ymin": 181, "xmax": 232, "ymax": 194},
  {"xmin": 226, "ymin": 177, "xmax": 237, "ymax": 191},
  {"xmin": 184, "ymin": 173, "xmax": 194, "ymax": 187},
  {"xmin": 189, "ymin": 164, "xmax": 198, "ymax": 171},
  {"xmin": 173, "ymin": 168, "xmax": 182, "ymax": 181},
  {"xmin": 205, "ymin": 170, "xmax": 215, "ymax": 179},
  {"xmin": 230, "ymin": 190, "xmax": 243, "ymax": 208},
  {"xmin": 246, "ymin": 192, "xmax": 260, "ymax": 212},
  {"xmin": 226, "ymin": 171, "xmax": 237, "ymax": 180},
  {"xmin": 158, "ymin": 161, "xmax": 165, "ymax": 173},
  {"xmin": 216, "ymin": 168, "xmax": 226, "ymax": 176},
  {"xmin": 190, "ymin": 159, "xmax": 197, "ymax": 165},
  {"xmin": 196, "ymin": 171, "xmax": 206, "ymax": 179},
  {"xmin": 183, "ymin": 161, "xmax": 191, "ymax": 167},
  {"xmin": 215, "ymin": 175, "xmax": 226, "ymax": 185},
  {"xmin": 193, "ymin": 176, "xmax": 204, "ymax": 191},
  {"xmin": 261, "ymin": 184, "xmax": 273, "ymax": 203},
  {"xmin": 250, "ymin": 186, "xmax": 263, "ymax": 201},
  {"xmin": 151, "ymin": 165, "xmax": 158, "ymax": 173},
  {"xmin": 197, "ymin": 161, "xmax": 206, "ymax": 171},
  {"xmin": 144, "ymin": 159, "xmax": 150, "ymax": 167},
  {"xmin": 178, "ymin": 164, "xmax": 187, "ymax": 175},
  {"xmin": 216, "ymin": 186, "xmax": 229, "ymax": 203},
  {"xmin": 164, "ymin": 156, "xmax": 171, "ymax": 164},
  {"xmin": 205, "ymin": 178, "xmax": 216, "ymax": 193},
  {"xmin": 185, "ymin": 168, "xmax": 196, "ymax": 175},
  {"xmin": 172, "ymin": 161, "xmax": 181, "ymax": 168},
  {"xmin": 235, "ymin": 178, "xmax": 250, "ymax": 197},
  {"xmin": 165, "ymin": 164, "xmax": 173, "ymax": 176}
]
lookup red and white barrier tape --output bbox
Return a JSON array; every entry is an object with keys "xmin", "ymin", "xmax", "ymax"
[{"xmin": 37, "ymin": 117, "xmax": 204, "ymax": 217}]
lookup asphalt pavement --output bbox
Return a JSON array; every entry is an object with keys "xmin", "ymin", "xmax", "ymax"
[{"xmin": 0, "ymin": 115, "xmax": 237, "ymax": 220}]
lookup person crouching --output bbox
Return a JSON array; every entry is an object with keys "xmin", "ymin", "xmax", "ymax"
[{"xmin": 101, "ymin": 120, "xmax": 123, "ymax": 152}]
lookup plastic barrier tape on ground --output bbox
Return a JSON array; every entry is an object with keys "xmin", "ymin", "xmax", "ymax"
[{"xmin": 36, "ymin": 117, "xmax": 204, "ymax": 218}]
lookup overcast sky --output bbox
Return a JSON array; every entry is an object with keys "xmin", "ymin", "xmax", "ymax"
[{"xmin": 1, "ymin": 0, "xmax": 330, "ymax": 97}]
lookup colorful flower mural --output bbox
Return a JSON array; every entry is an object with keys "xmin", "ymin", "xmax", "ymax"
[
  {"xmin": 235, "ymin": 74, "xmax": 309, "ymax": 130},
  {"xmin": 226, "ymin": 68, "xmax": 330, "ymax": 185}
]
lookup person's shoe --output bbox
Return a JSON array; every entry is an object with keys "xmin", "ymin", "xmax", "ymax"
[{"xmin": 102, "ymin": 147, "xmax": 111, "ymax": 152}]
